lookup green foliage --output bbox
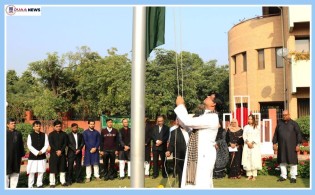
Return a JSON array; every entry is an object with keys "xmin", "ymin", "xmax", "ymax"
[
  {"xmin": 7, "ymin": 46, "xmax": 230, "ymax": 121},
  {"xmin": 6, "ymin": 70, "xmax": 38, "ymax": 122},
  {"xmin": 258, "ymin": 156, "xmax": 280, "ymax": 176},
  {"xmin": 259, "ymin": 156, "xmax": 310, "ymax": 179},
  {"xmin": 17, "ymin": 171, "xmax": 65, "ymax": 188},
  {"xmin": 300, "ymin": 146, "xmax": 310, "ymax": 152},
  {"xmin": 29, "ymin": 52, "xmax": 66, "ymax": 96},
  {"xmin": 16, "ymin": 123, "xmax": 33, "ymax": 152},
  {"xmin": 64, "ymin": 127, "xmax": 84, "ymax": 134},
  {"xmin": 298, "ymin": 160, "xmax": 310, "ymax": 178},
  {"xmin": 16, "ymin": 123, "xmax": 33, "ymax": 140},
  {"xmin": 296, "ymin": 116, "xmax": 310, "ymax": 140}
]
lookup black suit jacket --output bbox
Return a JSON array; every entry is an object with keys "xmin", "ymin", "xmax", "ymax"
[
  {"xmin": 67, "ymin": 132, "xmax": 84, "ymax": 158},
  {"xmin": 145, "ymin": 123, "xmax": 152, "ymax": 147},
  {"xmin": 151, "ymin": 124, "xmax": 169, "ymax": 151},
  {"xmin": 167, "ymin": 127, "xmax": 190, "ymax": 161}
]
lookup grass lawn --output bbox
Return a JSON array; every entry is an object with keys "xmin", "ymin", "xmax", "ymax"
[{"xmin": 50, "ymin": 175, "xmax": 310, "ymax": 189}]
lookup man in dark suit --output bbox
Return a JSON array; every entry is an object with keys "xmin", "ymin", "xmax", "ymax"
[
  {"xmin": 144, "ymin": 117, "xmax": 152, "ymax": 177},
  {"xmin": 151, "ymin": 116, "xmax": 169, "ymax": 179},
  {"xmin": 166, "ymin": 124, "xmax": 190, "ymax": 187},
  {"xmin": 67, "ymin": 123, "xmax": 85, "ymax": 185}
]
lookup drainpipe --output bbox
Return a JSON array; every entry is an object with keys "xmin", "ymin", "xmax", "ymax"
[{"xmin": 279, "ymin": 6, "xmax": 288, "ymax": 110}]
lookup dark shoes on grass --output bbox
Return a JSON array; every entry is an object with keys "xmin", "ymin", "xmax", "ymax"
[
  {"xmin": 277, "ymin": 177, "xmax": 286, "ymax": 182},
  {"xmin": 277, "ymin": 177, "xmax": 296, "ymax": 183}
]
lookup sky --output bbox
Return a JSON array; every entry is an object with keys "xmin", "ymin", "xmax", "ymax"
[{"xmin": 5, "ymin": 6, "xmax": 263, "ymax": 75}]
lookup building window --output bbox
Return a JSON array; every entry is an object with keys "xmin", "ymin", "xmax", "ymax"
[
  {"xmin": 297, "ymin": 98, "xmax": 310, "ymax": 117},
  {"xmin": 258, "ymin": 49, "xmax": 265, "ymax": 69},
  {"xmin": 232, "ymin": 55, "xmax": 236, "ymax": 74},
  {"xmin": 242, "ymin": 52, "xmax": 247, "ymax": 72},
  {"xmin": 295, "ymin": 37, "xmax": 310, "ymax": 52},
  {"xmin": 259, "ymin": 102, "xmax": 284, "ymax": 120},
  {"xmin": 276, "ymin": 47, "xmax": 284, "ymax": 68}
]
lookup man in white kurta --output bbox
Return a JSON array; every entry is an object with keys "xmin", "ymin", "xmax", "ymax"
[
  {"xmin": 174, "ymin": 95, "xmax": 219, "ymax": 189},
  {"xmin": 27, "ymin": 121, "xmax": 49, "ymax": 188}
]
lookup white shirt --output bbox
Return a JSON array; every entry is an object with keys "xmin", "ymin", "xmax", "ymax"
[
  {"xmin": 107, "ymin": 128, "xmax": 112, "ymax": 133},
  {"xmin": 27, "ymin": 133, "xmax": 49, "ymax": 156},
  {"xmin": 26, "ymin": 133, "xmax": 49, "ymax": 174},
  {"xmin": 72, "ymin": 132, "xmax": 78, "ymax": 149},
  {"xmin": 170, "ymin": 125, "xmax": 178, "ymax": 132},
  {"xmin": 181, "ymin": 128, "xmax": 189, "ymax": 145},
  {"xmin": 169, "ymin": 125, "xmax": 178, "ymax": 141}
]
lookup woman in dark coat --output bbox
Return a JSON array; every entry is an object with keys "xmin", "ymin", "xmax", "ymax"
[{"xmin": 226, "ymin": 118, "xmax": 244, "ymax": 179}]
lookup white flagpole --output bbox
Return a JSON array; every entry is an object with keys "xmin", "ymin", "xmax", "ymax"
[{"xmin": 131, "ymin": 6, "xmax": 146, "ymax": 188}]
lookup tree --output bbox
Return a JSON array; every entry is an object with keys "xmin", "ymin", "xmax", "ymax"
[
  {"xmin": 7, "ymin": 46, "xmax": 230, "ymax": 123},
  {"xmin": 96, "ymin": 48, "xmax": 131, "ymax": 116},
  {"xmin": 67, "ymin": 46, "xmax": 103, "ymax": 120},
  {"xmin": 30, "ymin": 89, "xmax": 60, "ymax": 132},
  {"xmin": 28, "ymin": 52, "xmax": 76, "ymax": 114},
  {"xmin": 29, "ymin": 52, "xmax": 64, "ymax": 96},
  {"xmin": 6, "ymin": 70, "xmax": 38, "ymax": 122}
]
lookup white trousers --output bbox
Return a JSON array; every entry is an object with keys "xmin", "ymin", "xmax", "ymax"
[
  {"xmin": 28, "ymin": 172, "xmax": 44, "ymax": 188},
  {"xmin": 6, "ymin": 173, "xmax": 19, "ymax": 188},
  {"xmin": 280, "ymin": 163, "xmax": 298, "ymax": 179},
  {"xmin": 144, "ymin": 161, "xmax": 150, "ymax": 176},
  {"xmin": 246, "ymin": 170, "xmax": 258, "ymax": 177},
  {"xmin": 86, "ymin": 165, "xmax": 100, "ymax": 179},
  {"xmin": 119, "ymin": 160, "xmax": 130, "ymax": 177},
  {"xmin": 49, "ymin": 172, "xmax": 66, "ymax": 185}
]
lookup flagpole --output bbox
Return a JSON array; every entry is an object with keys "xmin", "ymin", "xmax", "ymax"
[{"xmin": 131, "ymin": 6, "xmax": 146, "ymax": 188}]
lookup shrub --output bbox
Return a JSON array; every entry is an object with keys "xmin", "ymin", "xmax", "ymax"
[
  {"xmin": 16, "ymin": 123, "xmax": 33, "ymax": 153},
  {"xmin": 258, "ymin": 156, "xmax": 280, "ymax": 176},
  {"xmin": 17, "ymin": 171, "xmax": 50, "ymax": 188},
  {"xmin": 259, "ymin": 156, "xmax": 310, "ymax": 178},
  {"xmin": 296, "ymin": 116, "xmax": 310, "ymax": 141},
  {"xmin": 298, "ymin": 160, "xmax": 310, "ymax": 178},
  {"xmin": 16, "ymin": 123, "xmax": 33, "ymax": 142}
]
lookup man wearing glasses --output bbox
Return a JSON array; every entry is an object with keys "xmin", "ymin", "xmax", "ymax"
[{"xmin": 151, "ymin": 116, "xmax": 169, "ymax": 179}]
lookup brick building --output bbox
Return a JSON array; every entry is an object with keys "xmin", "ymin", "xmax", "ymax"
[{"xmin": 228, "ymin": 6, "xmax": 310, "ymax": 120}]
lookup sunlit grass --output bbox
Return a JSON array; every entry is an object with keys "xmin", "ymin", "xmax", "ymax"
[{"xmin": 51, "ymin": 175, "xmax": 310, "ymax": 189}]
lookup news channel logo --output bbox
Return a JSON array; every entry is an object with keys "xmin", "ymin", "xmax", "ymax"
[
  {"xmin": 5, "ymin": 5, "xmax": 41, "ymax": 16},
  {"xmin": 5, "ymin": 5, "xmax": 16, "ymax": 15}
]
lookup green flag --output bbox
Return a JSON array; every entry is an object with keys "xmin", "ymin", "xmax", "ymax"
[{"xmin": 146, "ymin": 7, "xmax": 165, "ymax": 59}]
